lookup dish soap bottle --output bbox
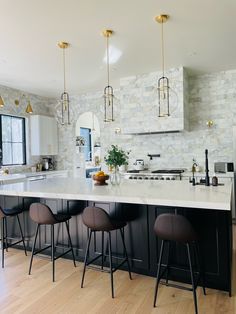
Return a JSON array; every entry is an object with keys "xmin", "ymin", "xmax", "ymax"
[{"xmin": 212, "ymin": 174, "xmax": 218, "ymax": 186}]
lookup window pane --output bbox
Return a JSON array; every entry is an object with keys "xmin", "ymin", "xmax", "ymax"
[
  {"xmin": 1, "ymin": 116, "xmax": 12, "ymax": 142},
  {"xmin": 12, "ymin": 118, "xmax": 23, "ymax": 142},
  {"xmin": 2, "ymin": 143, "xmax": 12, "ymax": 165},
  {"xmin": 80, "ymin": 128, "xmax": 92, "ymax": 161},
  {"xmin": 12, "ymin": 143, "xmax": 23, "ymax": 164}
]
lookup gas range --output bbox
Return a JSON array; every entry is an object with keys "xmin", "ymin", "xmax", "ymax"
[{"xmin": 124, "ymin": 169, "xmax": 185, "ymax": 181}]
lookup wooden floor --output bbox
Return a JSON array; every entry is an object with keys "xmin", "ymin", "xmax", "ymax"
[{"xmin": 0, "ymin": 230, "xmax": 236, "ymax": 314}]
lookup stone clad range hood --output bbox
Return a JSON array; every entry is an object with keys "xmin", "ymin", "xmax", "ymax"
[{"xmin": 120, "ymin": 67, "xmax": 189, "ymax": 135}]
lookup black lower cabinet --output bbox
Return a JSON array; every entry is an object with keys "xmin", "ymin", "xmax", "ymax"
[
  {"xmin": 148, "ymin": 205, "xmax": 232, "ymax": 293},
  {"xmin": 0, "ymin": 196, "xmax": 232, "ymax": 294}
]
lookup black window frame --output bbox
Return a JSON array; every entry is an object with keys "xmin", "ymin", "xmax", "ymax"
[{"xmin": 0, "ymin": 114, "xmax": 27, "ymax": 166}]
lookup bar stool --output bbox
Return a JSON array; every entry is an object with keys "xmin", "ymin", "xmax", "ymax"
[
  {"xmin": 28, "ymin": 203, "xmax": 76, "ymax": 282},
  {"xmin": 0, "ymin": 206, "xmax": 27, "ymax": 268},
  {"xmin": 81, "ymin": 206, "xmax": 132, "ymax": 298},
  {"xmin": 153, "ymin": 213, "xmax": 206, "ymax": 314}
]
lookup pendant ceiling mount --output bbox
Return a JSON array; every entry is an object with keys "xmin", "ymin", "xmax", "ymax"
[
  {"xmin": 155, "ymin": 14, "xmax": 169, "ymax": 24},
  {"xmin": 58, "ymin": 41, "xmax": 70, "ymax": 49},
  {"xmin": 102, "ymin": 30, "xmax": 113, "ymax": 37}
]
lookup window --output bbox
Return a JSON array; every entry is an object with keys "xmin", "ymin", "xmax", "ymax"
[
  {"xmin": 80, "ymin": 127, "xmax": 92, "ymax": 161},
  {"xmin": 0, "ymin": 115, "xmax": 26, "ymax": 166}
]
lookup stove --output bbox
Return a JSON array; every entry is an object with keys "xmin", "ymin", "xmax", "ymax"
[{"xmin": 124, "ymin": 169, "xmax": 185, "ymax": 181}]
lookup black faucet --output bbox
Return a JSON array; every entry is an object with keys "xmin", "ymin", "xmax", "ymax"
[
  {"xmin": 147, "ymin": 154, "xmax": 161, "ymax": 160},
  {"xmin": 205, "ymin": 149, "xmax": 210, "ymax": 186}
]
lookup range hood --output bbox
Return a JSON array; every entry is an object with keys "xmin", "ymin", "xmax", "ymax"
[{"xmin": 119, "ymin": 67, "xmax": 189, "ymax": 135}]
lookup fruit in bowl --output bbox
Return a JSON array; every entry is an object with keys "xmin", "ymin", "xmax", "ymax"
[{"xmin": 92, "ymin": 171, "xmax": 109, "ymax": 185}]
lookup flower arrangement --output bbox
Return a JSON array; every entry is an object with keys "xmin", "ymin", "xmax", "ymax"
[{"xmin": 104, "ymin": 145, "xmax": 129, "ymax": 167}]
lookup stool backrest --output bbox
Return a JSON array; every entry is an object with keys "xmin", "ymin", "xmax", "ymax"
[
  {"xmin": 154, "ymin": 213, "xmax": 197, "ymax": 243},
  {"xmin": 82, "ymin": 207, "xmax": 113, "ymax": 231},
  {"xmin": 30, "ymin": 203, "xmax": 56, "ymax": 225}
]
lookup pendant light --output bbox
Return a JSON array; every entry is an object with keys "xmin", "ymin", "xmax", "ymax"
[
  {"xmin": 155, "ymin": 14, "xmax": 171, "ymax": 117},
  {"xmin": 0, "ymin": 96, "xmax": 5, "ymax": 107},
  {"xmin": 55, "ymin": 41, "xmax": 73, "ymax": 125},
  {"xmin": 102, "ymin": 29, "xmax": 115, "ymax": 122}
]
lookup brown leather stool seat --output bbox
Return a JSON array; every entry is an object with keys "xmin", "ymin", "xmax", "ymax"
[
  {"xmin": 153, "ymin": 213, "xmax": 206, "ymax": 314},
  {"xmin": 0, "ymin": 206, "xmax": 27, "ymax": 268},
  {"xmin": 81, "ymin": 206, "xmax": 132, "ymax": 298},
  {"xmin": 82, "ymin": 206, "xmax": 126, "ymax": 231},
  {"xmin": 28, "ymin": 203, "xmax": 76, "ymax": 282},
  {"xmin": 154, "ymin": 213, "xmax": 198, "ymax": 243}
]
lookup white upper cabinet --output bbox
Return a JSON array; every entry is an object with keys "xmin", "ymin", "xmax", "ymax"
[{"xmin": 30, "ymin": 115, "xmax": 58, "ymax": 156}]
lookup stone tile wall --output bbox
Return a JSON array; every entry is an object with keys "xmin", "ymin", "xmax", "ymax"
[
  {"xmin": 0, "ymin": 85, "xmax": 54, "ymax": 173},
  {"xmin": 53, "ymin": 68, "xmax": 236, "ymax": 174}
]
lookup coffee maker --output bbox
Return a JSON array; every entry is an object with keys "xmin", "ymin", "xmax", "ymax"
[{"xmin": 42, "ymin": 158, "xmax": 49, "ymax": 171}]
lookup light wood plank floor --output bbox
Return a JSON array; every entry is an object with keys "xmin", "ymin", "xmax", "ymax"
[{"xmin": 0, "ymin": 229, "xmax": 236, "ymax": 314}]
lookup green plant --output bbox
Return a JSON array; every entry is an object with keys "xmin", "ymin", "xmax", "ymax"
[{"xmin": 104, "ymin": 145, "xmax": 129, "ymax": 167}]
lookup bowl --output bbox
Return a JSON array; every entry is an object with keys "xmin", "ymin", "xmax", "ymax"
[{"xmin": 92, "ymin": 174, "xmax": 109, "ymax": 185}]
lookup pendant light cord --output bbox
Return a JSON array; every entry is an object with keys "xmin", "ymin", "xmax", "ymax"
[
  {"xmin": 63, "ymin": 47, "xmax": 66, "ymax": 93},
  {"xmin": 106, "ymin": 35, "xmax": 110, "ymax": 86},
  {"xmin": 161, "ymin": 17, "xmax": 165, "ymax": 78}
]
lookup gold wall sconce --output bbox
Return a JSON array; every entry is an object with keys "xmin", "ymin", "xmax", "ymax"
[
  {"xmin": 206, "ymin": 120, "xmax": 214, "ymax": 128},
  {"xmin": 14, "ymin": 94, "xmax": 33, "ymax": 114},
  {"xmin": 0, "ymin": 95, "xmax": 5, "ymax": 107}
]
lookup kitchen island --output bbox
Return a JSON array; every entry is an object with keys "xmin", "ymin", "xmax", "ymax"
[{"xmin": 0, "ymin": 178, "xmax": 232, "ymax": 295}]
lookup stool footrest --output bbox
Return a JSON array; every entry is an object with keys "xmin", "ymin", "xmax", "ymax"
[
  {"xmin": 33, "ymin": 245, "xmax": 51, "ymax": 255},
  {"xmin": 54, "ymin": 248, "xmax": 73, "ymax": 261},
  {"xmin": 86, "ymin": 253, "xmax": 103, "ymax": 266},
  {"xmin": 160, "ymin": 280, "xmax": 195, "ymax": 292},
  {"xmin": 85, "ymin": 252, "xmax": 127, "ymax": 274},
  {"xmin": 4, "ymin": 239, "xmax": 24, "ymax": 248}
]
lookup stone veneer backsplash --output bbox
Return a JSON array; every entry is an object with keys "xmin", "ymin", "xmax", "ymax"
[
  {"xmin": 0, "ymin": 85, "xmax": 54, "ymax": 173},
  {"xmin": 55, "ymin": 67, "xmax": 236, "ymax": 174}
]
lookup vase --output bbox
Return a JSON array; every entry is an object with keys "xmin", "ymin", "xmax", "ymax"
[{"xmin": 110, "ymin": 166, "xmax": 121, "ymax": 185}]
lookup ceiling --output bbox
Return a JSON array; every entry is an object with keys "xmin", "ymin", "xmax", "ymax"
[{"xmin": 0, "ymin": 0, "xmax": 235, "ymax": 97}]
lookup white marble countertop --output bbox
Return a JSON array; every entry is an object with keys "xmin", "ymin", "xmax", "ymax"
[
  {"xmin": 0, "ymin": 178, "xmax": 231, "ymax": 211},
  {"xmin": 0, "ymin": 170, "xmax": 68, "ymax": 182}
]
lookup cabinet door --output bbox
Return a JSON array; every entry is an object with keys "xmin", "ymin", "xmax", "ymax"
[{"xmin": 30, "ymin": 115, "xmax": 58, "ymax": 156}]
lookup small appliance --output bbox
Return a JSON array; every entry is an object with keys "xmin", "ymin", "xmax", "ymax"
[
  {"xmin": 133, "ymin": 159, "xmax": 145, "ymax": 171},
  {"xmin": 214, "ymin": 162, "xmax": 234, "ymax": 173}
]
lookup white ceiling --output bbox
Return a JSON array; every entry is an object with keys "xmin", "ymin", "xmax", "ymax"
[{"xmin": 0, "ymin": 0, "xmax": 235, "ymax": 97}]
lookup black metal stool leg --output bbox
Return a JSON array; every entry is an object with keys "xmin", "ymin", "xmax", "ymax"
[
  {"xmin": 165, "ymin": 241, "xmax": 170, "ymax": 285},
  {"xmin": 51, "ymin": 225, "xmax": 55, "ymax": 282},
  {"xmin": 101, "ymin": 231, "xmax": 104, "ymax": 270},
  {"xmin": 154, "ymin": 240, "xmax": 165, "ymax": 307},
  {"xmin": 4, "ymin": 217, "xmax": 8, "ymax": 252},
  {"xmin": 16, "ymin": 214, "xmax": 27, "ymax": 256},
  {"xmin": 108, "ymin": 231, "xmax": 114, "ymax": 298},
  {"xmin": 81, "ymin": 229, "xmax": 92, "ymax": 288},
  {"xmin": 65, "ymin": 221, "xmax": 76, "ymax": 267},
  {"xmin": 187, "ymin": 243, "xmax": 198, "ymax": 314},
  {"xmin": 29, "ymin": 224, "xmax": 39, "ymax": 275},
  {"xmin": 1, "ymin": 217, "xmax": 5, "ymax": 268},
  {"xmin": 195, "ymin": 242, "xmax": 206, "ymax": 295},
  {"xmin": 120, "ymin": 228, "xmax": 132, "ymax": 280}
]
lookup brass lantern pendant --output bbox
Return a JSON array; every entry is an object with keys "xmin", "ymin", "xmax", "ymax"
[
  {"xmin": 102, "ymin": 29, "xmax": 115, "ymax": 122},
  {"xmin": 155, "ymin": 14, "xmax": 171, "ymax": 117}
]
